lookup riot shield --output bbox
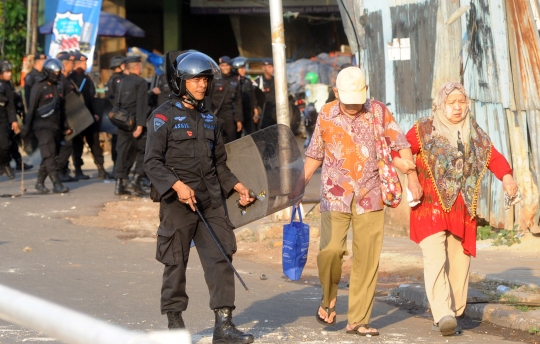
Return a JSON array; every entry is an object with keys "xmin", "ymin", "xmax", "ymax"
[
  {"xmin": 65, "ymin": 92, "xmax": 94, "ymax": 140},
  {"xmin": 93, "ymin": 98, "xmax": 117, "ymax": 134},
  {"xmin": 225, "ymin": 124, "xmax": 305, "ymax": 228}
]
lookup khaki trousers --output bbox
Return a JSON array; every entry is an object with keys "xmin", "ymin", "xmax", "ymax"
[
  {"xmin": 419, "ymin": 231, "xmax": 471, "ymax": 323},
  {"xmin": 318, "ymin": 205, "xmax": 384, "ymax": 325}
]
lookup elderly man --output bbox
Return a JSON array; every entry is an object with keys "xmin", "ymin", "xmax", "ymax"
[{"xmin": 303, "ymin": 67, "xmax": 421, "ymax": 336}]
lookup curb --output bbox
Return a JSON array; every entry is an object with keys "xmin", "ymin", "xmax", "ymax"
[{"xmin": 391, "ymin": 284, "xmax": 540, "ymax": 333}]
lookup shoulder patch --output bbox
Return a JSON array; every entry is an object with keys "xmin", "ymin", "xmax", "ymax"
[
  {"xmin": 155, "ymin": 113, "xmax": 168, "ymax": 122},
  {"xmin": 154, "ymin": 117, "xmax": 166, "ymax": 131}
]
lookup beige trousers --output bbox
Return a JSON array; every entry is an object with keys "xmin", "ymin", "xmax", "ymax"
[
  {"xmin": 318, "ymin": 204, "xmax": 384, "ymax": 325},
  {"xmin": 419, "ymin": 231, "xmax": 471, "ymax": 323}
]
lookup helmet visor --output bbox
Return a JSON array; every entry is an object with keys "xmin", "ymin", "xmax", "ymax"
[{"xmin": 176, "ymin": 52, "xmax": 221, "ymax": 80}]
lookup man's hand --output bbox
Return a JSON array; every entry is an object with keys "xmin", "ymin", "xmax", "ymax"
[
  {"xmin": 173, "ymin": 180, "xmax": 196, "ymax": 211},
  {"xmin": 502, "ymin": 174, "xmax": 518, "ymax": 197},
  {"xmin": 234, "ymin": 182, "xmax": 255, "ymax": 206},
  {"xmin": 253, "ymin": 108, "xmax": 260, "ymax": 124},
  {"xmin": 236, "ymin": 121, "xmax": 243, "ymax": 133},
  {"xmin": 133, "ymin": 126, "xmax": 143, "ymax": 138},
  {"xmin": 94, "ymin": 114, "xmax": 99, "ymax": 122},
  {"xmin": 153, "ymin": 87, "xmax": 161, "ymax": 95},
  {"xmin": 65, "ymin": 129, "xmax": 73, "ymax": 136},
  {"xmin": 11, "ymin": 122, "xmax": 20, "ymax": 135},
  {"xmin": 393, "ymin": 157, "xmax": 416, "ymax": 175}
]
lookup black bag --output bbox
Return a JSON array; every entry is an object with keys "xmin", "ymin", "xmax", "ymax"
[{"xmin": 109, "ymin": 80, "xmax": 135, "ymax": 131}]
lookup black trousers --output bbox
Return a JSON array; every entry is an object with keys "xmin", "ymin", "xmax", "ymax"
[
  {"xmin": 9, "ymin": 129, "xmax": 22, "ymax": 162},
  {"xmin": 0, "ymin": 121, "xmax": 10, "ymax": 165},
  {"xmin": 114, "ymin": 128, "xmax": 145, "ymax": 179},
  {"xmin": 156, "ymin": 197, "xmax": 237, "ymax": 313},
  {"xmin": 57, "ymin": 138, "xmax": 73, "ymax": 171},
  {"xmin": 35, "ymin": 128, "xmax": 61, "ymax": 174},
  {"xmin": 219, "ymin": 118, "xmax": 237, "ymax": 144},
  {"xmin": 72, "ymin": 122, "xmax": 104, "ymax": 168}
]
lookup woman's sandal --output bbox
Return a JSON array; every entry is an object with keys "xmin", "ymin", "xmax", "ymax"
[
  {"xmin": 315, "ymin": 296, "xmax": 336, "ymax": 326},
  {"xmin": 346, "ymin": 324, "xmax": 380, "ymax": 336}
]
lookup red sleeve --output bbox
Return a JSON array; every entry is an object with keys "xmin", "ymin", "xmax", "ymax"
[
  {"xmin": 488, "ymin": 145, "xmax": 512, "ymax": 181},
  {"xmin": 390, "ymin": 126, "xmax": 420, "ymax": 159}
]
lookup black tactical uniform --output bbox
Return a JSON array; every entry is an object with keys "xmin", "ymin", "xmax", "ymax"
[
  {"xmin": 0, "ymin": 77, "xmax": 18, "ymax": 178},
  {"xmin": 7, "ymin": 81, "xmax": 32, "ymax": 171},
  {"xmin": 156, "ymin": 73, "xmax": 171, "ymax": 107},
  {"xmin": 69, "ymin": 54, "xmax": 109, "ymax": 180},
  {"xmin": 208, "ymin": 71, "xmax": 243, "ymax": 144},
  {"xmin": 105, "ymin": 56, "xmax": 127, "ymax": 168},
  {"xmin": 238, "ymin": 75, "xmax": 257, "ymax": 135},
  {"xmin": 113, "ymin": 64, "xmax": 148, "ymax": 194},
  {"xmin": 144, "ymin": 51, "xmax": 253, "ymax": 344},
  {"xmin": 254, "ymin": 74, "xmax": 276, "ymax": 129},
  {"xmin": 24, "ymin": 53, "xmax": 47, "ymax": 109},
  {"xmin": 22, "ymin": 59, "xmax": 69, "ymax": 194}
]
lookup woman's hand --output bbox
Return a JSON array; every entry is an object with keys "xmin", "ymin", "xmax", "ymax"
[
  {"xmin": 393, "ymin": 157, "xmax": 416, "ymax": 175},
  {"xmin": 502, "ymin": 174, "xmax": 518, "ymax": 197}
]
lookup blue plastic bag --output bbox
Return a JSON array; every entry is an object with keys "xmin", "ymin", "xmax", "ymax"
[{"xmin": 282, "ymin": 206, "xmax": 310, "ymax": 281}]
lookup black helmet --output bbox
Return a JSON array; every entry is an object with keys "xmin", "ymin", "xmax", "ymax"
[
  {"xmin": 166, "ymin": 51, "xmax": 220, "ymax": 98},
  {"xmin": 42, "ymin": 59, "xmax": 63, "ymax": 83},
  {"xmin": 109, "ymin": 56, "xmax": 126, "ymax": 69},
  {"xmin": 0, "ymin": 60, "xmax": 12, "ymax": 73},
  {"xmin": 231, "ymin": 57, "xmax": 248, "ymax": 72}
]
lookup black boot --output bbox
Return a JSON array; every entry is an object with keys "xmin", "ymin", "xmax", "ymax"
[
  {"xmin": 96, "ymin": 164, "xmax": 114, "ymax": 180},
  {"xmin": 114, "ymin": 178, "xmax": 130, "ymax": 195},
  {"xmin": 15, "ymin": 157, "xmax": 33, "ymax": 171},
  {"xmin": 74, "ymin": 167, "xmax": 90, "ymax": 180},
  {"xmin": 126, "ymin": 174, "xmax": 148, "ymax": 196},
  {"xmin": 35, "ymin": 169, "xmax": 50, "ymax": 194},
  {"xmin": 213, "ymin": 307, "xmax": 254, "ymax": 344},
  {"xmin": 166, "ymin": 311, "xmax": 186, "ymax": 329},
  {"xmin": 3, "ymin": 164, "xmax": 15, "ymax": 179},
  {"xmin": 50, "ymin": 172, "xmax": 69, "ymax": 193},
  {"xmin": 59, "ymin": 167, "xmax": 78, "ymax": 183}
]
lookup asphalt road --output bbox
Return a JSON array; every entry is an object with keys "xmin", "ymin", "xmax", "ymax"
[{"xmin": 0, "ymin": 171, "xmax": 524, "ymax": 344}]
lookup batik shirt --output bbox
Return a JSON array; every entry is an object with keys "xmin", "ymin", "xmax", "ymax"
[{"xmin": 305, "ymin": 99, "xmax": 409, "ymax": 214}]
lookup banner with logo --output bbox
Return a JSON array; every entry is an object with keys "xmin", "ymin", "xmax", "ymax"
[
  {"xmin": 48, "ymin": 0, "xmax": 102, "ymax": 71},
  {"xmin": 191, "ymin": 0, "xmax": 338, "ymax": 14}
]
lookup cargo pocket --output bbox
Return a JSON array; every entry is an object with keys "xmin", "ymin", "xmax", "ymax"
[
  {"xmin": 155, "ymin": 226, "xmax": 177, "ymax": 265},
  {"xmin": 171, "ymin": 129, "xmax": 196, "ymax": 158}
]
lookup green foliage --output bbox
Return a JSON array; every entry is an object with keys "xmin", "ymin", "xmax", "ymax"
[
  {"xmin": 0, "ymin": 0, "xmax": 27, "ymax": 85},
  {"xmin": 529, "ymin": 325, "xmax": 540, "ymax": 335},
  {"xmin": 476, "ymin": 224, "xmax": 521, "ymax": 247}
]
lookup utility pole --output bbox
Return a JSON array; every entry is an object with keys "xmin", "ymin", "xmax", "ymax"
[
  {"xmin": 269, "ymin": 0, "xmax": 289, "ymax": 126},
  {"xmin": 29, "ymin": 0, "xmax": 38, "ymax": 55},
  {"xmin": 26, "ymin": 0, "xmax": 31, "ymax": 55}
]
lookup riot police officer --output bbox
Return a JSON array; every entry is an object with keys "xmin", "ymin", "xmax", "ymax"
[
  {"xmin": 104, "ymin": 55, "xmax": 127, "ymax": 170},
  {"xmin": 69, "ymin": 52, "xmax": 112, "ymax": 180},
  {"xmin": 0, "ymin": 60, "xmax": 20, "ymax": 179},
  {"xmin": 253, "ymin": 58, "xmax": 276, "ymax": 129},
  {"xmin": 144, "ymin": 51, "xmax": 254, "ymax": 343},
  {"xmin": 208, "ymin": 56, "xmax": 243, "ymax": 143},
  {"xmin": 232, "ymin": 57, "xmax": 258, "ymax": 135},
  {"xmin": 113, "ymin": 55, "xmax": 148, "ymax": 196},
  {"xmin": 24, "ymin": 53, "xmax": 47, "ymax": 109},
  {"xmin": 21, "ymin": 59, "xmax": 70, "ymax": 194}
]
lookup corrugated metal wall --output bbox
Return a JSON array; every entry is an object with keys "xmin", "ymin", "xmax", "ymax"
[{"xmin": 360, "ymin": 0, "xmax": 540, "ymax": 231}]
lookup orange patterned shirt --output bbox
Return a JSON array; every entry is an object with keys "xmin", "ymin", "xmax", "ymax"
[{"xmin": 306, "ymin": 100, "xmax": 409, "ymax": 214}]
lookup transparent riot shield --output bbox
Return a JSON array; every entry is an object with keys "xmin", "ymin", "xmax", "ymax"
[
  {"xmin": 225, "ymin": 124, "xmax": 305, "ymax": 228},
  {"xmin": 65, "ymin": 92, "xmax": 94, "ymax": 140}
]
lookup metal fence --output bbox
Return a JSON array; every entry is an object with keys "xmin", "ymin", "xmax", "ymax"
[{"xmin": 0, "ymin": 284, "xmax": 190, "ymax": 344}]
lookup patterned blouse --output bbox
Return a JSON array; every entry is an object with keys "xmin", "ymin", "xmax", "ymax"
[{"xmin": 306, "ymin": 99, "xmax": 410, "ymax": 214}]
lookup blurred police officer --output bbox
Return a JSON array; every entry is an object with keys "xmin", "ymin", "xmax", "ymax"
[
  {"xmin": 104, "ymin": 55, "xmax": 127, "ymax": 171},
  {"xmin": 69, "ymin": 52, "xmax": 112, "ymax": 180},
  {"xmin": 0, "ymin": 60, "xmax": 20, "ymax": 179},
  {"xmin": 113, "ymin": 55, "xmax": 148, "ymax": 196},
  {"xmin": 55, "ymin": 51, "xmax": 78, "ymax": 182},
  {"xmin": 232, "ymin": 57, "xmax": 258, "ymax": 135},
  {"xmin": 208, "ymin": 56, "xmax": 243, "ymax": 143},
  {"xmin": 253, "ymin": 58, "xmax": 276, "ymax": 129},
  {"xmin": 21, "ymin": 59, "xmax": 70, "ymax": 193},
  {"xmin": 24, "ymin": 53, "xmax": 47, "ymax": 109},
  {"xmin": 144, "ymin": 51, "xmax": 254, "ymax": 343}
]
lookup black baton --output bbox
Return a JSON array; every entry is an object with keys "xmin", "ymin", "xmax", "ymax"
[{"xmin": 194, "ymin": 203, "xmax": 250, "ymax": 292}]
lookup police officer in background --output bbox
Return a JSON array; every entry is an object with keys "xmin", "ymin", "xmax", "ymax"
[
  {"xmin": 69, "ymin": 52, "xmax": 112, "ymax": 180},
  {"xmin": 208, "ymin": 56, "xmax": 243, "ymax": 143},
  {"xmin": 232, "ymin": 57, "xmax": 258, "ymax": 135},
  {"xmin": 113, "ymin": 55, "xmax": 148, "ymax": 196},
  {"xmin": 55, "ymin": 51, "xmax": 78, "ymax": 182},
  {"xmin": 253, "ymin": 58, "xmax": 276, "ymax": 129},
  {"xmin": 21, "ymin": 59, "xmax": 70, "ymax": 194},
  {"xmin": 24, "ymin": 53, "xmax": 47, "ymax": 109},
  {"xmin": 144, "ymin": 51, "xmax": 254, "ymax": 343},
  {"xmin": 104, "ymin": 55, "xmax": 127, "ymax": 171},
  {"xmin": 0, "ymin": 60, "xmax": 20, "ymax": 179}
]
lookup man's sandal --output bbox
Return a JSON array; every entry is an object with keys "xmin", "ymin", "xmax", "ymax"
[
  {"xmin": 346, "ymin": 324, "xmax": 380, "ymax": 336},
  {"xmin": 315, "ymin": 297, "xmax": 336, "ymax": 326}
]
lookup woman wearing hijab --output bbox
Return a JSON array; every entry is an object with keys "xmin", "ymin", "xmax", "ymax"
[{"xmin": 392, "ymin": 82, "xmax": 519, "ymax": 336}]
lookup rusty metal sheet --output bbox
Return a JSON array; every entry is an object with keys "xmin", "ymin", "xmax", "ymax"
[
  {"xmin": 472, "ymin": 101, "xmax": 492, "ymax": 222},
  {"xmin": 363, "ymin": 9, "xmax": 387, "ymax": 103},
  {"xmin": 525, "ymin": 110, "xmax": 540, "ymax": 232},
  {"xmin": 505, "ymin": 0, "xmax": 540, "ymax": 110}
]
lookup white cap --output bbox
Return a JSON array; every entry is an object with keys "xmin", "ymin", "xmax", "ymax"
[{"xmin": 336, "ymin": 67, "xmax": 367, "ymax": 105}]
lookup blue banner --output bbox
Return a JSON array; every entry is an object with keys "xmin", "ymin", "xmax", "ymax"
[{"xmin": 49, "ymin": 0, "xmax": 102, "ymax": 71}]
